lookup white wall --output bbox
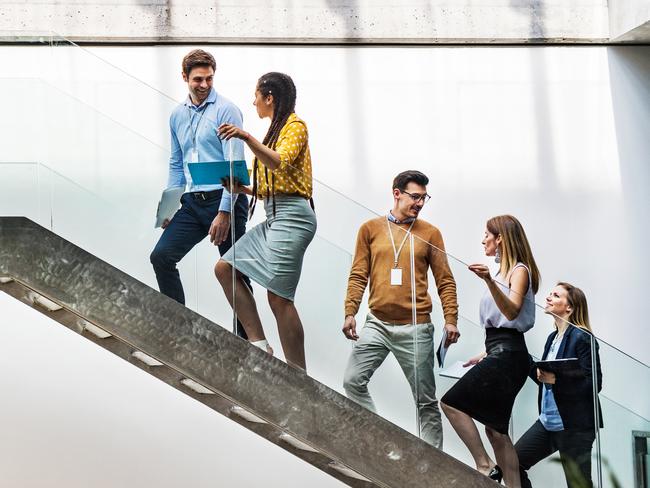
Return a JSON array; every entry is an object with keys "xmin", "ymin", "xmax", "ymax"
[
  {"xmin": 609, "ymin": 0, "xmax": 650, "ymax": 41},
  {"xmin": 1, "ymin": 43, "xmax": 649, "ymax": 487},
  {"xmin": 0, "ymin": 294, "xmax": 344, "ymax": 488}
]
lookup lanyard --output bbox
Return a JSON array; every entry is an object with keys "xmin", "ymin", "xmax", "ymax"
[
  {"xmin": 188, "ymin": 103, "xmax": 209, "ymax": 151},
  {"xmin": 386, "ymin": 216, "xmax": 415, "ymax": 268}
]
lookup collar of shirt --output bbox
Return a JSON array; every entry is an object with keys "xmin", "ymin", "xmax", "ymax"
[
  {"xmin": 183, "ymin": 88, "xmax": 217, "ymax": 110},
  {"xmin": 387, "ymin": 211, "xmax": 416, "ymax": 224}
]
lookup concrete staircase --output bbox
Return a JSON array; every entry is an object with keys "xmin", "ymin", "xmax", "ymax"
[{"xmin": 0, "ymin": 217, "xmax": 497, "ymax": 488}]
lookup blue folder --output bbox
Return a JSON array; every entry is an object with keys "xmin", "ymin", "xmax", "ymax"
[{"xmin": 188, "ymin": 160, "xmax": 251, "ymax": 186}]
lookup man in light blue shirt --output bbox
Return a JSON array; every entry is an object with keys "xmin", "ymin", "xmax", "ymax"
[{"xmin": 150, "ymin": 50, "xmax": 251, "ymax": 337}]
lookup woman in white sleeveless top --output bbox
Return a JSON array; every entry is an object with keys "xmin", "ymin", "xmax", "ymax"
[{"xmin": 442, "ymin": 215, "xmax": 540, "ymax": 488}]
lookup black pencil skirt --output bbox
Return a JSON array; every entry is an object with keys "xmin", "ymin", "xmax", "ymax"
[{"xmin": 442, "ymin": 328, "xmax": 530, "ymax": 434}]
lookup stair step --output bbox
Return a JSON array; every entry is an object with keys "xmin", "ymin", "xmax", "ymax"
[
  {"xmin": 230, "ymin": 405, "xmax": 267, "ymax": 424},
  {"xmin": 79, "ymin": 319, "xmax": 112, "ymax": 339},
  {"xmin": 27, "ymin": 291, "xmax": 62, "ymax": 311},
  {"xmin": 180, "ymin": 378, "xmax": 214, "ymax": 394},
  {"xmin": 131, "ymin": 351, "xmax": 163, "ymax": 367},
  {"xmin": 329, "ymin": 461, "xmax": 371, "ymax": 482},
  {"xmin": 279, "ymin": 433, "xmax": 319, "ymax": 453}
]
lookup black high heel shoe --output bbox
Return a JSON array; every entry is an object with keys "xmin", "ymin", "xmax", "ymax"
[{"xmin": 488, "ymin": 465, "xmax": 503, "ymax": 483}]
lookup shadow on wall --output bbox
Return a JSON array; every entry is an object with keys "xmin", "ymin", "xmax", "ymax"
[
  {"xmin": 510, "ymin": 0, "xmax": 547, "ymax": 40},
  {"xmin": 508, "ymin": 0, "xmax": 559, "ymax": 190},
  {"xmin": 607, "ymin": 47, "xmax": 650, "ymax": 217},
  {"xmin": 607, "ymin": 45, "xmax": 650, "ymax": 344},
  {"xmin": 326, "ymin": 0, "xmax": 367, "ymax": 187}
]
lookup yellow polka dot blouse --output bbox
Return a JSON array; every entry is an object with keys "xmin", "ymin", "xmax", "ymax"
[{"xmin": 256, "ymin": 113, "xmax": 313, "ymax": 200}]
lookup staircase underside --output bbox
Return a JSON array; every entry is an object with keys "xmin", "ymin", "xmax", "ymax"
[{"xmin": 0, "ymin": 217, "xmax": 496, "ymax": 488}]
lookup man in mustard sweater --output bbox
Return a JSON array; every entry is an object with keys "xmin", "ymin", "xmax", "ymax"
[{"xmin": 342, "ymin": 170, "xmax": 459, "ymax": 449}]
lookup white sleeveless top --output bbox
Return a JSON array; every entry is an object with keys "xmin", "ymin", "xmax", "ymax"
[{"xmin": 479, "ymin": 262, "xmax": 536, "ymax": 333}]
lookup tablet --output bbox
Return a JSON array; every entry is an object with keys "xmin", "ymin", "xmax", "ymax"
[
  {"xmin": 155, "ymin": 186, "xmax": 184, "ymax": 228},
  {"xmin": 535, "ymin": 358, "xmax": 579, "ymax": 374},
  {"xmin": 439, "ymin": 360, "xmax": 475, "ymax": 380}
]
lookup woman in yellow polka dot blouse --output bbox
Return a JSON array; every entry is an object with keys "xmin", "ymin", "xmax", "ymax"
[{"xmin": 216, "ymin": 72, "xmax": 316, "ymax": 370}]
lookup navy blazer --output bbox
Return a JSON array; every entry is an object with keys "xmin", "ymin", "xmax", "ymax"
[{"xmin": 530, "ymin": 325, "xmax": 604, "ymax": 431}]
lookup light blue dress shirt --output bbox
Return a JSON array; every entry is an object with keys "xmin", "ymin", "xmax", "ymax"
[
  {"xmin": 539, "ymin": 336, "xmax": 565, "ymax": 431},
  {"xmin": 167, "ymin": 88, "xmax": 245, "ymax": 213}
]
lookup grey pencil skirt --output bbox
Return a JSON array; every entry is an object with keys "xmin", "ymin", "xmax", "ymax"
[{"xmin": 222, "ymin": 194, "xmax": 317, "ymax": 301}]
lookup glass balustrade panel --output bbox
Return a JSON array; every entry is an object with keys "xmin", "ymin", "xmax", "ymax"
[{"xmin": 0, "ymin": 163, "xmax": 40, "ymax": 223}]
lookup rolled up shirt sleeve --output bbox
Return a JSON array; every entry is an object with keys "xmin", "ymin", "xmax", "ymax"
[{"xmin": 167, "ymin": 116, "xmax": 186, "ymax": 189}]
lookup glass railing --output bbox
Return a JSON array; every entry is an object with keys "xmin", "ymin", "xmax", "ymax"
[
  {"xmin": 0, "ymin": 31, "xmax": 178, "ymax": 147},
  {"xmin": 1, "ymin": 30, "xmax": 648, "ymax": 488},
  {"xmin": 593, "ymin": 341, "xmax": 649, "ymax": 488},
  {"xmin": 0, "ymin": 163, "xmax": 42, "ymax": 223},
  {"xmin": 0, "ymin": 160, "xmax": 423, "ymax": 447}
]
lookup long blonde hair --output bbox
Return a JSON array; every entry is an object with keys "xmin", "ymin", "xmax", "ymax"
[
  {"xmin": 557, "ymin": 281, "xmax": 593, "ymax": 332},
  {"xmin": 487, "ymin": 215, "xmax": 540, "ymax": 293}
]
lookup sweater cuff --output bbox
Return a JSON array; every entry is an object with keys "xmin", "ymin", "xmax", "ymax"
[
  {"xmin": 444, "ymin": 314, "xmax": 458, "ymax": 326},
  {"xmin": 344, "ymin": 305, "xmax": 358, "ymax": 318}
]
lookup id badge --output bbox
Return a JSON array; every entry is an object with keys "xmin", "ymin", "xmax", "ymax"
[
  {"xmin": 190, "ymin": 149, "xmax": 199, "ymax": 163},
  {"xmin": 390, "ymin": 268, "xmax": 403, "ymax": 286}
]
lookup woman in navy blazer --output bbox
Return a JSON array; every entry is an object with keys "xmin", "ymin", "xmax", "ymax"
[{"xmin": 514, "ymin": 282, "xmax": 603, "ymax": 488}]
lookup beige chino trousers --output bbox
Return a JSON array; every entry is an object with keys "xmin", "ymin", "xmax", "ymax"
[{"xmin": 343, "ymin": 313, "xmax": 443, "ymax": 449}]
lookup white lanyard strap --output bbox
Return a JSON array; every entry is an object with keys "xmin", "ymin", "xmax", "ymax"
[
  {"xmin": 386, "ymin": 216, "xmax": 415, "ymax": 268},
  {"xmin": 188, "ymin": 104, "xmax": 208, "ymax": 150}
]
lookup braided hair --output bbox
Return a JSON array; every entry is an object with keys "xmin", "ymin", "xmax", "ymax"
[{"xmin": 250, "ymin": 72, "xmax": 297, "ymax": 217}]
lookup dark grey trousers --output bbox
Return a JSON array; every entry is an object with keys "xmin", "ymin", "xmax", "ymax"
[{"xmin": 515, "ymin": 419, "xmax": 595, "ymax": 488}]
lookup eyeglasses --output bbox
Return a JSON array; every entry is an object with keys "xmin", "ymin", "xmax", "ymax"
[{"xmin": 401, "ymin": 190, "xmax": 431, "ymax": 204}]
